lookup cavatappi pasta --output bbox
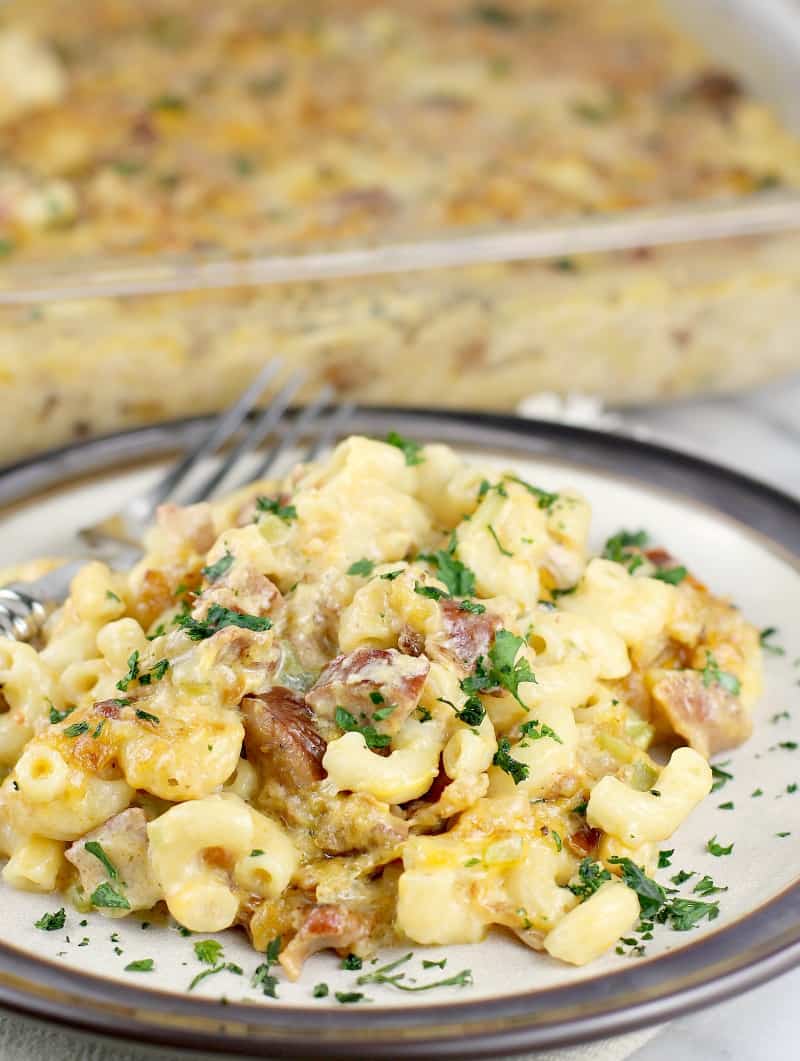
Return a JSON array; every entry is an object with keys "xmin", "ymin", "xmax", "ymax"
[{"xmin": 0, "ymin": 436, "xmax": 762, "ymax": 975}]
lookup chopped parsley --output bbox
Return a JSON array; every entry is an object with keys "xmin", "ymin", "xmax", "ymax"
[
  {"xmin": 35, "ymin": 908, "xmax": 66, "ymax": 931},
  {"xmin": 334, "ymin": 707, "xmax": 390, "ymax": 749},
  {"xmin": 116, "ymin": 650, "xmax": 140, "ymax": 691},
  {"xmin": 700, "ymin": 652, "xmax": 741, "ymax": 696},
  {"xmin": 459, "ymin": 599, "xmax": 486, "ymax": 614},
  {"xmin": 85, "ymin": 841, "xmax": 118, "ymax": 881},
  {"xmin": 418, "ymin": 533, "xmax": 476, "ymax": 597},
  {"xmin": 335, "ymin": 991, "xmax": 369, "ymax": 1004},
  {"xmin": 609, "ymin": 857, "xmax": 720, "ymax": 932},
  {"xmin": 439, "ymin": 695, "xmax": 486, "ymax": 727},
  {"xmin": 372, "ymin": 703, "xmax": 397, "ymax": 723},
  {"xmin": 202, "ymin": 550, "xmax": 234, "ymax": 583},
  {"xmin": 92, "ymin": 720, "xmax": 105, "ymax": 739},
  {"xmin": 64, "ymin": 721, "xmax": 89, "ymax": 738},
  {"xmin": 125, "ymin": 959, "xmax": 154, "ymax": 973},
  {"xmin": 706, "ymin": 835, "xmax": 734, "ymax": 857},
  {"xmin": 477, "ymin": 479, "xmax": 508, "ymax": 500},
  {"xmin": 752, "ymin": 788, "xmax": 763, "ymax": 798},
  {"xmin": 670, "ymin": 869, "xmax": 694, "ymax": 886},
  {"xmin": 487, "ymin": 523, "xmax": 513, "ymax": 557},
  {"xmin": 139, "ymin": 659, "xmax": 169, "ymax": 685},
  {"xmin": 484, "ymin": 629, "xmax": 537, "ymax": 707},
  {"xmin": 313, "ymin": 983, "xmax": 329, "ymax": 998},
  {"xmin": 760, "ymin": 627, "xmax": 785, "ymax": 656},
  {"xmin": 252, "ymin": 936, "xmax": 281, "ymax": 998},
  {"xmin": 105, "ymin": 590, "xmax": 121, "ymax": 602},
  {"xmin": 519, "ymin": 719, "xmax": 562, "ymax": 744},
  {"xmin": 414, "ymin": 582, "xmax": 448, "ymax": 600},
  {"xmin": 356, "ymin": 952, "xmax": 471, "ymax": 992},
  {"xmin": 492, "ymin": 737, "xmax": 529, "ymax": 785},
  {"xmin": 658, "ymin": 849, "xmax": 674, "ymax": 869},
  {"xmin": 652, "ymin": 566, "xmax": 688, "ymax": 585},
  {"xmin": 194, "ymin": 940, "xmax": 224, "ymax": 966},
  {"xmin": 347, "ymin": 558, "xmax": 375, "ymax": 577},
  {"xmin": 504, "ymin": 475, "xmax": 559, "ymax": 511},
  {"xmin": 710, "ymin": 761, "xmax": 733, "ymax": 793},
  {"xmin": 379, "ymin": 569, "xmax": 404, "ymax": 581},
  {"xmin": 422, "ymin": 958, "xmax": 447, "ymax": 969},
  {"xmin": 776, "ymin": 831, "xmax": 792, "ymax": 838},
  {"xmin": 385, "ymin": 431, "xmax": 425, "ymax": 466},
  {"xmin": 176, "ymin": 604, "xmax": 272, "ymax": 640},
  {"xmin": 341, "ymin": 954, "xmax": 363, "ymax": 971},
  {"xmin": 90, "ymin": 883, "xmax": 130, "ymax": 910},
  {"xmin": 568, "ymin": 858, "xmax": 611, "ymax": 900},
  {"xmin": 135, "ymin": 708, "xmax": 161, "ymax": 726},
  {"xmin": 693, "ymin": 875, "xmax": 728, "ymax": 897},
  {"xmin": 602, "ymin": 529, "xmax": 648, "ymax": 573},
  {"xmin": 772, "ymin": 711, "xmax": 791, "ymax": 723},
  {"xmin": 779, "ymin": 741, "xmax": 799, "ymax": 751},
  {"xmin": 256, "ymin": 495, "xmax": 297, "ymax": 522},
  {"xmin": 250, "ymin": 849, "xmax": 265, "ymax": 857},
  {"xmin": 189, "ymin": 962, "xmax": 243, "ymax": 992},
  {"xmin": 718, "ymin": 801, "xmax": 734, "ymax": 810},
  {"xmin": 48, "ymin": 703, "xmax": 74, "ymax": 725}
]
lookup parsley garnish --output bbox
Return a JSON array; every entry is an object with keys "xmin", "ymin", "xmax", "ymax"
[
  {"xmin": 372, "ymin": 703, "xmax": 396, "ymax": 722},
  {"xmin": 90, "ymin": 882, "xmax": 130, "ymax": 910},
  {"xmin": 250, "ymin": 849, "xmax": 265, "ymax": 857},
  {"xmin": 652, "ymin": 566, "xmax": 687, "ymax": 585},
  {"xmin": 341, "ymin": 954, "xmax": 363, "ymax": 971},
  {"xmin": 760, "ymin": 627, "xmax": 785, "ymax": 656},
  {"xmin": 202, "ymin": 550, "xmax": 234, "ymax": 583},
  {"xmin": 602, "ymin": 529, "xmax": 648, "ymax": 573},
  {"xmin": 189, "ymin": 962, "xmax": 243, "ymax": 991},
  {"xmin": 423, "ymin": 958, "xmax": 447, "ymax": 969},
  {"xmin": 700, "ymin": 652, "xmax": 741, "ymax": 696},
  {"xmin": 379, "ymin": 569, "xmax": 404, "ymax": 581},
  {"xmin": 478, "ymin": 479, "xmax": 508, "ymax": 500},
  {"xmin": 64, "ymin": 721, "xmax": 89, "ymax": 738},
  {"xmin": 335, "ymin": 991, "xmax": 369, "ymax": 1004},
  {"xmin": 49, "ymin": 704, "xmax": 74, "ymax": 725},
  {"xmin": 85, "ymin": 841, "xmax": 118, "ymax": 881},
  {"xmin": 706, "ymin": 835, "xmax": 734, "ymax": 856},
  {"xmin": 125, "ymin": 959, "xmax": 154, "ymax": 972},
  {"xmin": 347, "ymin": 559, "xmax": 375, "ymax": 577},
  {"xmin": 356, "ymin": 952, "xmax": 472, "ymax": 992},
  {"xmin": 752, "ymin": 788, "xmax": 763, "ymax": 798},
  {"xmin": 519, "ymin": 718, "xmax": 562, "ymax": 744},
  {"xmin": 438, "ymin": 696, "xmax": 485, "ymax": 727},
  {"xmin": 658, "ymin": 849, "xmax": 674, "ymax": 868},
  {"xmin": 693, "ymin": 875, "xmax": 728, "ymax": 897},
  {"xmin": 610, "ymin": 857, "xmax": 722, "ymax": 932},
  {"xmin": 252, "ymin": 936, "xmax": 281, "ymax": 998},
  {"xmin": 718, "ymin": 800, "xmax": 734, "ymax": 810},
  {"xmin": 92, "ymin": 720, "xmax": 105, "ymax": 738},
  {"xmin": 505, "ymin": 476, "xmax": 559, "ymax": 511},
  {"xmin": 568, "ymin": 858, "xmax": 611, "ymax": 900},
  {"xmin": 194, "ymin": 940, "xmax": 224, "ymax": 966},
  {"xmin": 414, "ymin": 582, "xmax": 448, "ymax": 600},
  {"xmin": 492, "ymin": 737, "xmax": 529, "ymax": 785},
  {"xmin": 486, "ymin": 523, "xmax": 513, "ymax": 557},
  {"xmin": 334, "ymin": 706, "xmax": 391, "ymax": 749},
  {"xmin": 313, "ymin": 983, "xmax": 329, "ymax": 998},
  {"xmin": 486, "ymin": 629, "xmax": 536, "ymax": 707},
  {"xmin": 385, "ymin": 431, "xmax": 425, "ymax": 466},
  {"xmin": 35, "ymin": 908, "xmax": 66, "ymax": 931},
  {"xmin": 418, "ymin": 533, "xmax": 476, "ymax": 597},
  {"xmin": 105, "ymin": 590, "xmax": 121, "ymax": 602},
  {"xmin": 779, "ymin": 741, "xmax": 799, "ymax": 751},
  {"xmin": 607, "ymin": 857, "xmax": 665, "ymax": 919},
  {"xmin": 116, "ymin": 650, "xmax": 140, "ymax": 692},
  {"xmin": 256, "ymin": 495, "xmax": 297, "ymax": 522},
  {"xmin": 139, "ymin": 659, "xmax": 169, "ymax": 685},
  {"xmin": 459, "ymin": 599, "xmax": 486, "ymax": 614},
  {"xmin": 176, "ymin": 604, "xmax": 272, "ymax": 640},
  {"xmin": 665, "ymin": 899, "xmax": 721, "ymax": 931},
  {"xmin": 671, "ymin": 869, "xmax": 694, "ymax": 885},
  {"xmin": 135, "ymin": 708, "xmax": 160, "ymax": 726},
  {"xmin": 710, "ymin": 761, "xmax": 733, "ymax": 793}
]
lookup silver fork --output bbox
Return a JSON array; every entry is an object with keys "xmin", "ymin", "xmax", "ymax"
[{"xmin": 0, "ymin": 360, "xmax": 353, "ymax": 641}]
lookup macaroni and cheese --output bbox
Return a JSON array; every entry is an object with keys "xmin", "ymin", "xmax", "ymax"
[{"xmin": 0, "ymin": 436, "xmax": 762, "ymax": 976}]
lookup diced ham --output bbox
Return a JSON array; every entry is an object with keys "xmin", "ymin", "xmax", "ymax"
[
  {"xmin": 425, "ymin": 599, "xmax": 500, "ymax": 674},
  {"xmin": 650, "ymin": 669, "xmax": 752, "ymax": 759},
  {"xmin": 65, "ymin": 808, "xmax": 161, "ymax": 914},
  {"xmin": 567, "ymin": 826, "xmax": 602, "ymax": 857},
  {"xmin": 241, "ymin": 688, "xmax": 326, "ymax": 789},
  {"xmin": 306, "ymin": 648, "xmax": 429, "ymax": 735},
  {"xmin": 278, "ymin": 904, "xmax": 371, "ymax": 980},
  {"xmin": 195, "ymin": 561, "xmax": 281, "ymax": 621}
]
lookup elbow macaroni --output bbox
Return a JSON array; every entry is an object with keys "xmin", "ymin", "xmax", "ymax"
[{"xmin": 0, "ymin": 436, "xmax": 763, "ymax": 974}]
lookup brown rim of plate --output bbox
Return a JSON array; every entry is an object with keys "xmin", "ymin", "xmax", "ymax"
[{"xmin": 0, "ymin": 407, "xmax": 798, "ymax": 1059}]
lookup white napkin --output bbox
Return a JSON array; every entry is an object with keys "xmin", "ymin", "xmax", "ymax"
[{"xmin": 0, "ymin": 1009, "xmax": 661, "ymax": 1060}]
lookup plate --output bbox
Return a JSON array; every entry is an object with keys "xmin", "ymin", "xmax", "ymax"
[{"xmin": 0, "ymin": 408, "xmax": 799, "ymax": 1059}]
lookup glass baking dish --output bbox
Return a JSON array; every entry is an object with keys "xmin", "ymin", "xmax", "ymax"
[{"xmin": 1, "ymin": 0, "xmax": 799, "ymax": 467}]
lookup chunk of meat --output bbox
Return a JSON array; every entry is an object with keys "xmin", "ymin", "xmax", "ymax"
[
  {"xmin": 195, "ymin": 561, "xmax": 281, "ymax": 620},
  {"xmin": 241, "ymin": 688, "xmax": 326, "ymax": 789},
  {"xmin": 65, "ymin": 808, "xmax": 161, "ymax": 915},
  {"xmin": 306, "ymin": 648, "xmax": 429, "ymax": 735},
  {"xmin": 278, "ymin": 904, "xmax": 371, "ymax": 980},
  {"xmin": 649, "ymin": 669, "xmax": 752, "ymax": 759},
  {"xmin": 425, "ymin": 599, "xmax": 500, "ymax": 674},
  {"xmin": 309, "ymin": 790, "xmax": 408, "ymax": 855}
]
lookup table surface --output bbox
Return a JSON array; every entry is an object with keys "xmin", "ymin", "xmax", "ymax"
[{"xmin": 618, "ymin": 375, "xmax": 800, "ymax": 1061}]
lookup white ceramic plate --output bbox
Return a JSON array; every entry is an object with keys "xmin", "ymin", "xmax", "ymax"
[{"xmin": 0, "ymin": 410, "xmax": 798, "ymax": 1058}]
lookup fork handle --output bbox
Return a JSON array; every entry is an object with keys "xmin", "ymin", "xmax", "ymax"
[{"xmin": 0, "ymin": 560, "xmax": 87, "ymax": 640}]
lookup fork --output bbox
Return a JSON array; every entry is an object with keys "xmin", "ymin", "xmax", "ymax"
[{"xmin": 0, "ymin": 360, "xmax": 353, "ymax": 641}]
